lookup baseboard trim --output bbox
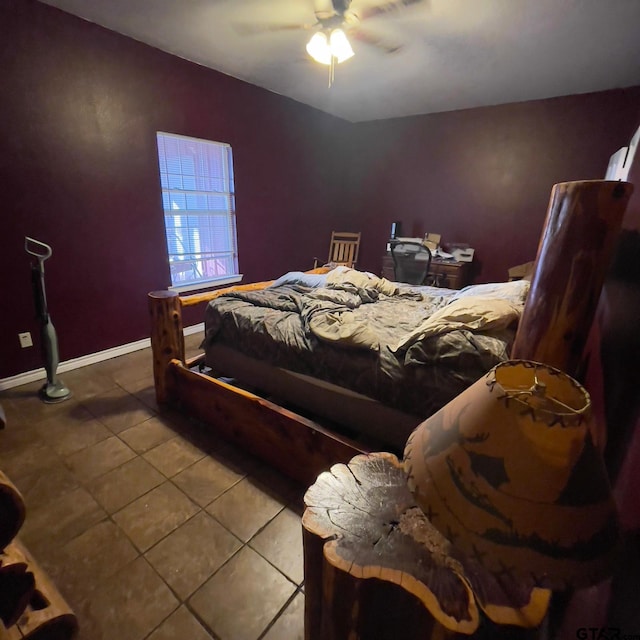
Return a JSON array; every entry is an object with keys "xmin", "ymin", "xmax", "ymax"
[{"xmin": 0, "ymin": 323, "xmax": 204, "ymax": 391}]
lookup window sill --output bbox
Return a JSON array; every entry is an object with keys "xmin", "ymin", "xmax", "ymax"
[{"xmin": 169, "ymin": 274, "xmax": 243, "ymax": 294}]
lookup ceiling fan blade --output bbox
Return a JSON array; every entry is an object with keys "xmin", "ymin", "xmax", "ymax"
[
  {"xmin": 356, "ymin": 0, "xmax": 424, "ymax": 21},
  {"xmin": 233, "ymin": 22, "xmax": 315, "ymax": 36},
  {"xmin": 348, "ymin": 26, "xmax": 403, "ymax": 54}
]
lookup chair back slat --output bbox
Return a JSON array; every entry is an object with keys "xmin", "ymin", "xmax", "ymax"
[{"xmin": 327, "ymin": 231, "xmax": 361, "ymax": 268}]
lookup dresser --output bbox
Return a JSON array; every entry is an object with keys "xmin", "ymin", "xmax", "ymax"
[{"xmin": 381, "ymin": 254, "xmax": 471, "ymax": 289}]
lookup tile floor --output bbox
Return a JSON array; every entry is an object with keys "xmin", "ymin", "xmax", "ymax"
[
  {"xmin": 0, "ymin": 333, "xmax": 307, "ymax": 640},
  {"xmin": 3, "ymin": 335, "xmax": 640, "ymax": 640}
]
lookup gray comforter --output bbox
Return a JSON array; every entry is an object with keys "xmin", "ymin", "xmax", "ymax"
[{"xmin": 201, "ymin": 271, "xmax": 528, "ymax": 420}]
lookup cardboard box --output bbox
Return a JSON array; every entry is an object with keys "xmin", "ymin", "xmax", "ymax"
[{"xmin": 423, "ymin": 233, "xmax": 441, "ymax": 252}]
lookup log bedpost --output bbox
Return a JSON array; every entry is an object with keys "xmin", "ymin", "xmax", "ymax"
[
  {"xmin": 512, "ymin": 180, "xmax": 633, "ymax": 377},
  {"xmin": 149, "ymin": 290, "xmax": 185, "ymax": 405}
]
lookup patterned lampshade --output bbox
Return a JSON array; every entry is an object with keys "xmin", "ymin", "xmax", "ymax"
[{"xmin": 403, "ymin": 360, "xmax": 619, "ymax": 590}]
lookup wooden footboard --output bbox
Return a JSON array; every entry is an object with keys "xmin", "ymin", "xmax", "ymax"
[{"xmin": 148, "ymin": 269, "xmax": 364, "ymax": 486}]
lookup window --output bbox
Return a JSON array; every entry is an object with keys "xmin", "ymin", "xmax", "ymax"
[{"xmin": 156, "ymin": 132, "xmax": 240, "ymax": 290}]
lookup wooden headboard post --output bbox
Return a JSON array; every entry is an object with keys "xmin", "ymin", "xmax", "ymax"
[
  {"xmin": 512, "ymin": 180, "xmax": 633, "ymax": 377},
  {"xmin": 148, "ymin": 290, "xmax": 185, "ymax": 404}
]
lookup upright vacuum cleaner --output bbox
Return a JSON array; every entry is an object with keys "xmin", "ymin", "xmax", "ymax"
[{"xmin": 25, "ymin": 237, "xmax": 71, "ymax": 403}]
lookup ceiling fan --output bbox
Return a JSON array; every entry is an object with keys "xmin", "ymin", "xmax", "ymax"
[{"xmin": 234, "ymin": 0, "xmax": 426, "ymax": 86}]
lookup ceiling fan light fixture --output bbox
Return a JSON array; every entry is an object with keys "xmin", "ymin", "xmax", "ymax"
[
  {"xmin": 306, "ymin": 32, "xmax": 332, "ymax": 65},
  {"xmin": 329, "ymin": 28, "xmax": 354, "ymax": 63},
  {"xmin": 306, "ymin": 29, "xmax": 354, "ymax": 65}
]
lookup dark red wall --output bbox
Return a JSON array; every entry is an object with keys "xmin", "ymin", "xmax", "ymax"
[
  {"xmin": 346, "ymin": 91, "xmax": 640, "ymax": 281},
  {"xmin": 0, "ymin": 0, "xmax": 352, "ymax": 379},
  {"xmin": 1, "ymin": 0, "xmax": 639, "ymax": 380}
]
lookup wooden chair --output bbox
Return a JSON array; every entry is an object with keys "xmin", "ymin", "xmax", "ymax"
[{"xmin": 314, "ymin": 231, "xmax": 361, "ymax": 269}]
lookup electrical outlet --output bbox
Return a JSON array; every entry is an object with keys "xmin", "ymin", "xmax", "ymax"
[{"xmin": 18, "ymin": 332, "xmax": 33, "ymax": 348}]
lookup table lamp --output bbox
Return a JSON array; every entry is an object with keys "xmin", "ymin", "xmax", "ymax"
[{"xmin": 404, "ymin": 359, "xmax": 619, "ymax": 590}]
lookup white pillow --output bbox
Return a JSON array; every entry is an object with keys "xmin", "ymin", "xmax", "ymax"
[
  {"xmin": 392, "ymin": 296, "xmax": 522, "ymax": 352},
  {"xmin": 452, "ymin": 279, "xmax": 530, "ymax": 305}
]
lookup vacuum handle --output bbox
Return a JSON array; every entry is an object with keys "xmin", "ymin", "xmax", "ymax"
[{"xmin": 25, "ymin": 237, "xmax": 53, "ymax": 261}]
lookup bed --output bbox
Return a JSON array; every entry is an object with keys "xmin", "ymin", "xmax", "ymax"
[
  {"xmin": 149, "ymin": 267, "xmax": 529, "ymax": 484},
  {"xmin": 149, "ymin": 180, "xmax": 631, "ymax": 486},
  {"xmin": 201, "ymin": 269, "xmax": 528, "ymax": 446}
]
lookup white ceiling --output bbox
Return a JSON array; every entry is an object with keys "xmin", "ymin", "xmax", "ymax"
[{"xmin": 40, "ymin": 0, "xmax": 640, "ymax": 122}]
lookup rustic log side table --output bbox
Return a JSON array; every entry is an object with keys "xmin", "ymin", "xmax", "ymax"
[{"xmin": 302, "ymin": 452, "xmax": 550, "ymax": 640}]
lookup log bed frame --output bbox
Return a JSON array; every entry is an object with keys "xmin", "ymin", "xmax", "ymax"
[{"xmin": 149, "ymin": 180, "xmax": 632, "ymax": 487}]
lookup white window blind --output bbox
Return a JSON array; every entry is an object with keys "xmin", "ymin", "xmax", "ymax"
[{"xmin": 156, "ymin": 132, "xmax": 239, "ymax": 288}]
